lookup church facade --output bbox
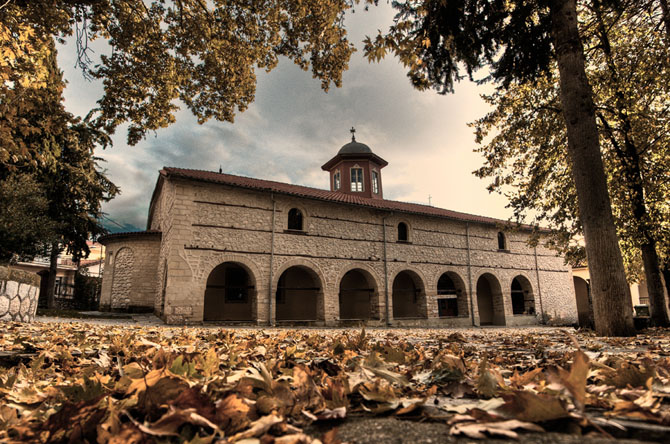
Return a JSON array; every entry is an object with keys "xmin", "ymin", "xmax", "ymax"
[{"xmin": 99, "ymin": 135, "xmax": 578, "ymax": 326}]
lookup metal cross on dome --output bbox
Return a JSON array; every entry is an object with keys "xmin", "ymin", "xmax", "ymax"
[{"xmin": 350, "ymin": 126, "xmax": 356, "ymax": 141}]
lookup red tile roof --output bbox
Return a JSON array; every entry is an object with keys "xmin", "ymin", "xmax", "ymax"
[{"xmin": 162, "ymin": 167, "xmax": 538, "ymax": 230}]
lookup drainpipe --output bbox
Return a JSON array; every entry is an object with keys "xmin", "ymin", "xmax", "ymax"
[
  {"xmin": 382, "ymin": 214, "xmax": 391, "ymax": 326},
  {"xmin": 268, "ymin": 193, "xmax": 276, "ymax": 327},
  {"xmin": 534, "ymin": 245, "xmax": 545, "ymax": 323},
  {"xmin": 465, "ymin": 223, "xmax": 476, "ymax": 326}
]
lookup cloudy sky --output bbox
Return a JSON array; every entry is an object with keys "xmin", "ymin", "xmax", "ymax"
[{"xmin": 57, "ymin": 3, "xmax": 510, "ymax": 232}]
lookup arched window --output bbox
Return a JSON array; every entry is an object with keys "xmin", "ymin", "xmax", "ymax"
[
  {"xmin": 288, "ymin": 208, "xmax": 303, "ymax": 231},
  {"xmin": 398, "ymin": 222, "xmax": 408, "ymax": 242},
  {"xmin": 497, "ymin": 232, "xmax": 507, "ymax": 250}
]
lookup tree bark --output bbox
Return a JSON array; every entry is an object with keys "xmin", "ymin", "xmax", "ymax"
[
  {"xmin": 549, "ymin": 0, "xmax": 635, "ymax": 336},
  {"xmin": 640, "ymin": 242, "xmax": 669, "ymax": 323},
  {"xmin": 46, "ymin": 242, "xmax": 59, "ymax": 310},
  {"xmin": 662, "ymin": 263, "xmax": 670, "ymax": 307}
]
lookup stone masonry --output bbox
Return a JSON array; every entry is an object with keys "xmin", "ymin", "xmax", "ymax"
[
  {"xmin": 0, "ymin": 266, "xmax": 40, "ymax": 322},
  {"xmin": 141, "ymin": 178, "xmax": 576, "ymax": 325},
  {"xmin": 99, "ymin": 139, "xmax": 578, "ymax": 326},
  {"xmin": 99, "ymin": 233, "xmax": 161, "ymax": 312}
]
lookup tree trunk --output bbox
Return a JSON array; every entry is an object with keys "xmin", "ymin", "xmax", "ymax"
[
  {"xmin": 661, "ymin": 262, "xmax": 670, "ymax": 308},
  {"xmin": 46, "ymin": 242, "xmax": 59, "ymax": 309},
  {"xmin": 549, "ymin": 0, "xmax": 635, "ymax": 336},
  {"xmin": 662, "ymin": 263, "xmax": 670, "ymax": 308},
  {"xmin": 640, "ymin": 242, "xmax": 669, "ymax": 324}
]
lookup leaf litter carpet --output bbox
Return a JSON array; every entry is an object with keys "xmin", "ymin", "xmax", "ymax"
[{"xmin": 1, "ymin": 323, "xmax": 669, "ymax": 443}]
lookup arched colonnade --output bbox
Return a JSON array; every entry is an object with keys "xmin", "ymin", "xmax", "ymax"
[{"xmin": 202, "ymin": 261, "xmax": 538, "ymax": 325}]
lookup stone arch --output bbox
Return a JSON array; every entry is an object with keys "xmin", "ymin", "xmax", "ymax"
[
  {"xmin": 204, "ymin": 261, "xmax": 257, "ymax": 321},
  {"xmin": 337, "ymin": 265, "xmax": 380, "ymax": 320},
  {"xmin": 510, "ymin": 274, "xmax": 535, "ymax": 315},
  {"xmin": 201, "ymin": 254, "xmax": 264, "ymax": 287},
  {"xmin": 111, "ymin": 247, "xmax": 135, "ymax": 310},
  {"xmin": 391, "ymin": 268, "xmax": 427, "ymax": 319},
  {"xmin": 573, "ymin": 276, "xmax": 593, "ymax": 328},
  {"xmin": 476, "ymin": 272, "xmax": 505, "ymax": 326},
  {"xmin": 436, "ymin": 270, "xmax": 469, "ymax": 318},
  {"xmin": 274, "ymin": 260, "xmax": 325, "ymax": 321}
]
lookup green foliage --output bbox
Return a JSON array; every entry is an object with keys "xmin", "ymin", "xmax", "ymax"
[
  {"xmin": 363, "ymin": 0, "xmax": 556, "ymax": 92},
  {"xmin": 0, "ymin": 174, "xmax": 57, "ymax": 261},
  {"xmin": 0, "ymin": 39, "xmax": 118, "ymax": 261},
  {"xmin": 471, "ymin": 2, "xmax": 670, "ymax": 277},
  {"xmin": 1, "ymin": 0, "xmax": 358, "ymax": 146}
]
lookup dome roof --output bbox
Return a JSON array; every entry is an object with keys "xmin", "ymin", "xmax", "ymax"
[{"xmin": 338, "ymin": 140, "xmax": 373, "ymax": 155}]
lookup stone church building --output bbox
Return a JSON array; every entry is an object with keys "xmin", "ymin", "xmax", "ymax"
[{"xmin": 99, "ymin": 134, "xmax": 578, "ymax": 326}]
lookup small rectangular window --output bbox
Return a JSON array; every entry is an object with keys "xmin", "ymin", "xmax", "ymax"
[
  {"xmin": 372, "ymin": 171, "xmax": 379, "ymax": 194},
  {"xmin": 350, "ymin": 168, "xmax": 363, "ymax": 192},
  {"xmin": 333, "ymin": 171, "xmax": 340, "ymax": 190}
]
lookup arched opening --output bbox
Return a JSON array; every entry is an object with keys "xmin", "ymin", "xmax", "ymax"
[
  {"xmin": 392, "ymin": 270, "xmax": 426, "ymax": 319},
  {"xmin": 204, "ymin": 262, "xmax": 255, "ymax": 321},
  {"xmin": 497, "ymin": 232, "xmax": 507, "ymax": 250},
  {"xmin": 437, "ymin": 272, "xmax": 468, "ymax": 318},
  {"xmin": 339, "ymin": 269, "xmax": 377, "ymax": 320},
  {"xmin": 288, "ymin": 208, "xmax": 303, "ymax": 230},
  {"xmin": 398, "ymin": 222, "xmax": 408, "ymax": 242},
  {"xmin": 511, "ymin": 275, "xmax": 535, "ymax": 315},
  {"xmin": 573, "ymin": 276, "xmax": 593, "ymax": 328},
  {"xmin": 276, "ymin": 266, "xmax": 321, "ymax": 321},
  {"xmin": 476, "ymin": 273, "xmax": 505, "ymax": 326}
]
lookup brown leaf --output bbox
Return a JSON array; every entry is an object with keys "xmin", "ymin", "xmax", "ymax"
[
  {"xmin": 317, "ymin": 406, "xmax": 346, "ymax": 420},
  {"xmin": 132, "ymin": 406, "xmax": 222, "ymax": 437},
  {"xmin": 499, "ymin": 391, "xmax": 570, "ymax": 422},
  {"xmin": 274, "ymin": 433, "xmax": 318, "ymax": 444},
  {"xmin": 229, "ymin": 414, "xmax": 284, "ymax": 442},
  {"xmin": 509, "ymin": 368, "xmax": 543, "ymax": 389},
  {"xmin": 476, "ymin": 359, "xmax": 502, "ymax": 398},
  {"xmin": 171, "ymin": 386, "xmax": 217, "ymax": 423},
  {"xmin": 216, "ymin": 394, "xmax": 252, "ymax": 434},
  {"xmin": 127, "ymin": 369, "xmax": 190, "ymax": 414},
  {"xmin": 551, "ymin": 350, "xmax": 590, "ymax": 410},
  {"xmin": 604, "ymin": 360, "xmax": 655, "ymax": 389},
  {"xmin": 450, "ymin": 419, "xmax": 545, "ymax": 439}
]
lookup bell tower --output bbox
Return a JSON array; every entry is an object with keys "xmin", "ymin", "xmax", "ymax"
[{"xmin": 321, "ymin": 128, "xmax": 388, "ymax": 200}]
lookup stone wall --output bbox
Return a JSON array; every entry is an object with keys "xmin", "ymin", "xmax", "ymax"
[
  {"xmin": 150, "ymin": 178, "xmax": 577, "ymax": 325},
  {"xmin": 0, "ymin": 266, "xmax": 39, "ymax": 322},
  {"xmin": 99, "ymin": 234, "xmax": 161, "ymax": 312}
]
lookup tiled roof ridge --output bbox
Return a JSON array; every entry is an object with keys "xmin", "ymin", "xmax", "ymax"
[
  {"xmin": 98, "ymin": 230, "xmax": 162, "ymax": 244},
  {"xmin": 162, "ymin": 166, "xmax": 542, "ymax": 231}
]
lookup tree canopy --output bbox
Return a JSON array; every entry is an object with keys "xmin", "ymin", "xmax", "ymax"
[
  {"xmin": 1, "ymin": 0, "xmax": 357, "ymax": 147},
  {"xmin": 0, "ymin": 41, "xmax": 118, "ymax": 263}
]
